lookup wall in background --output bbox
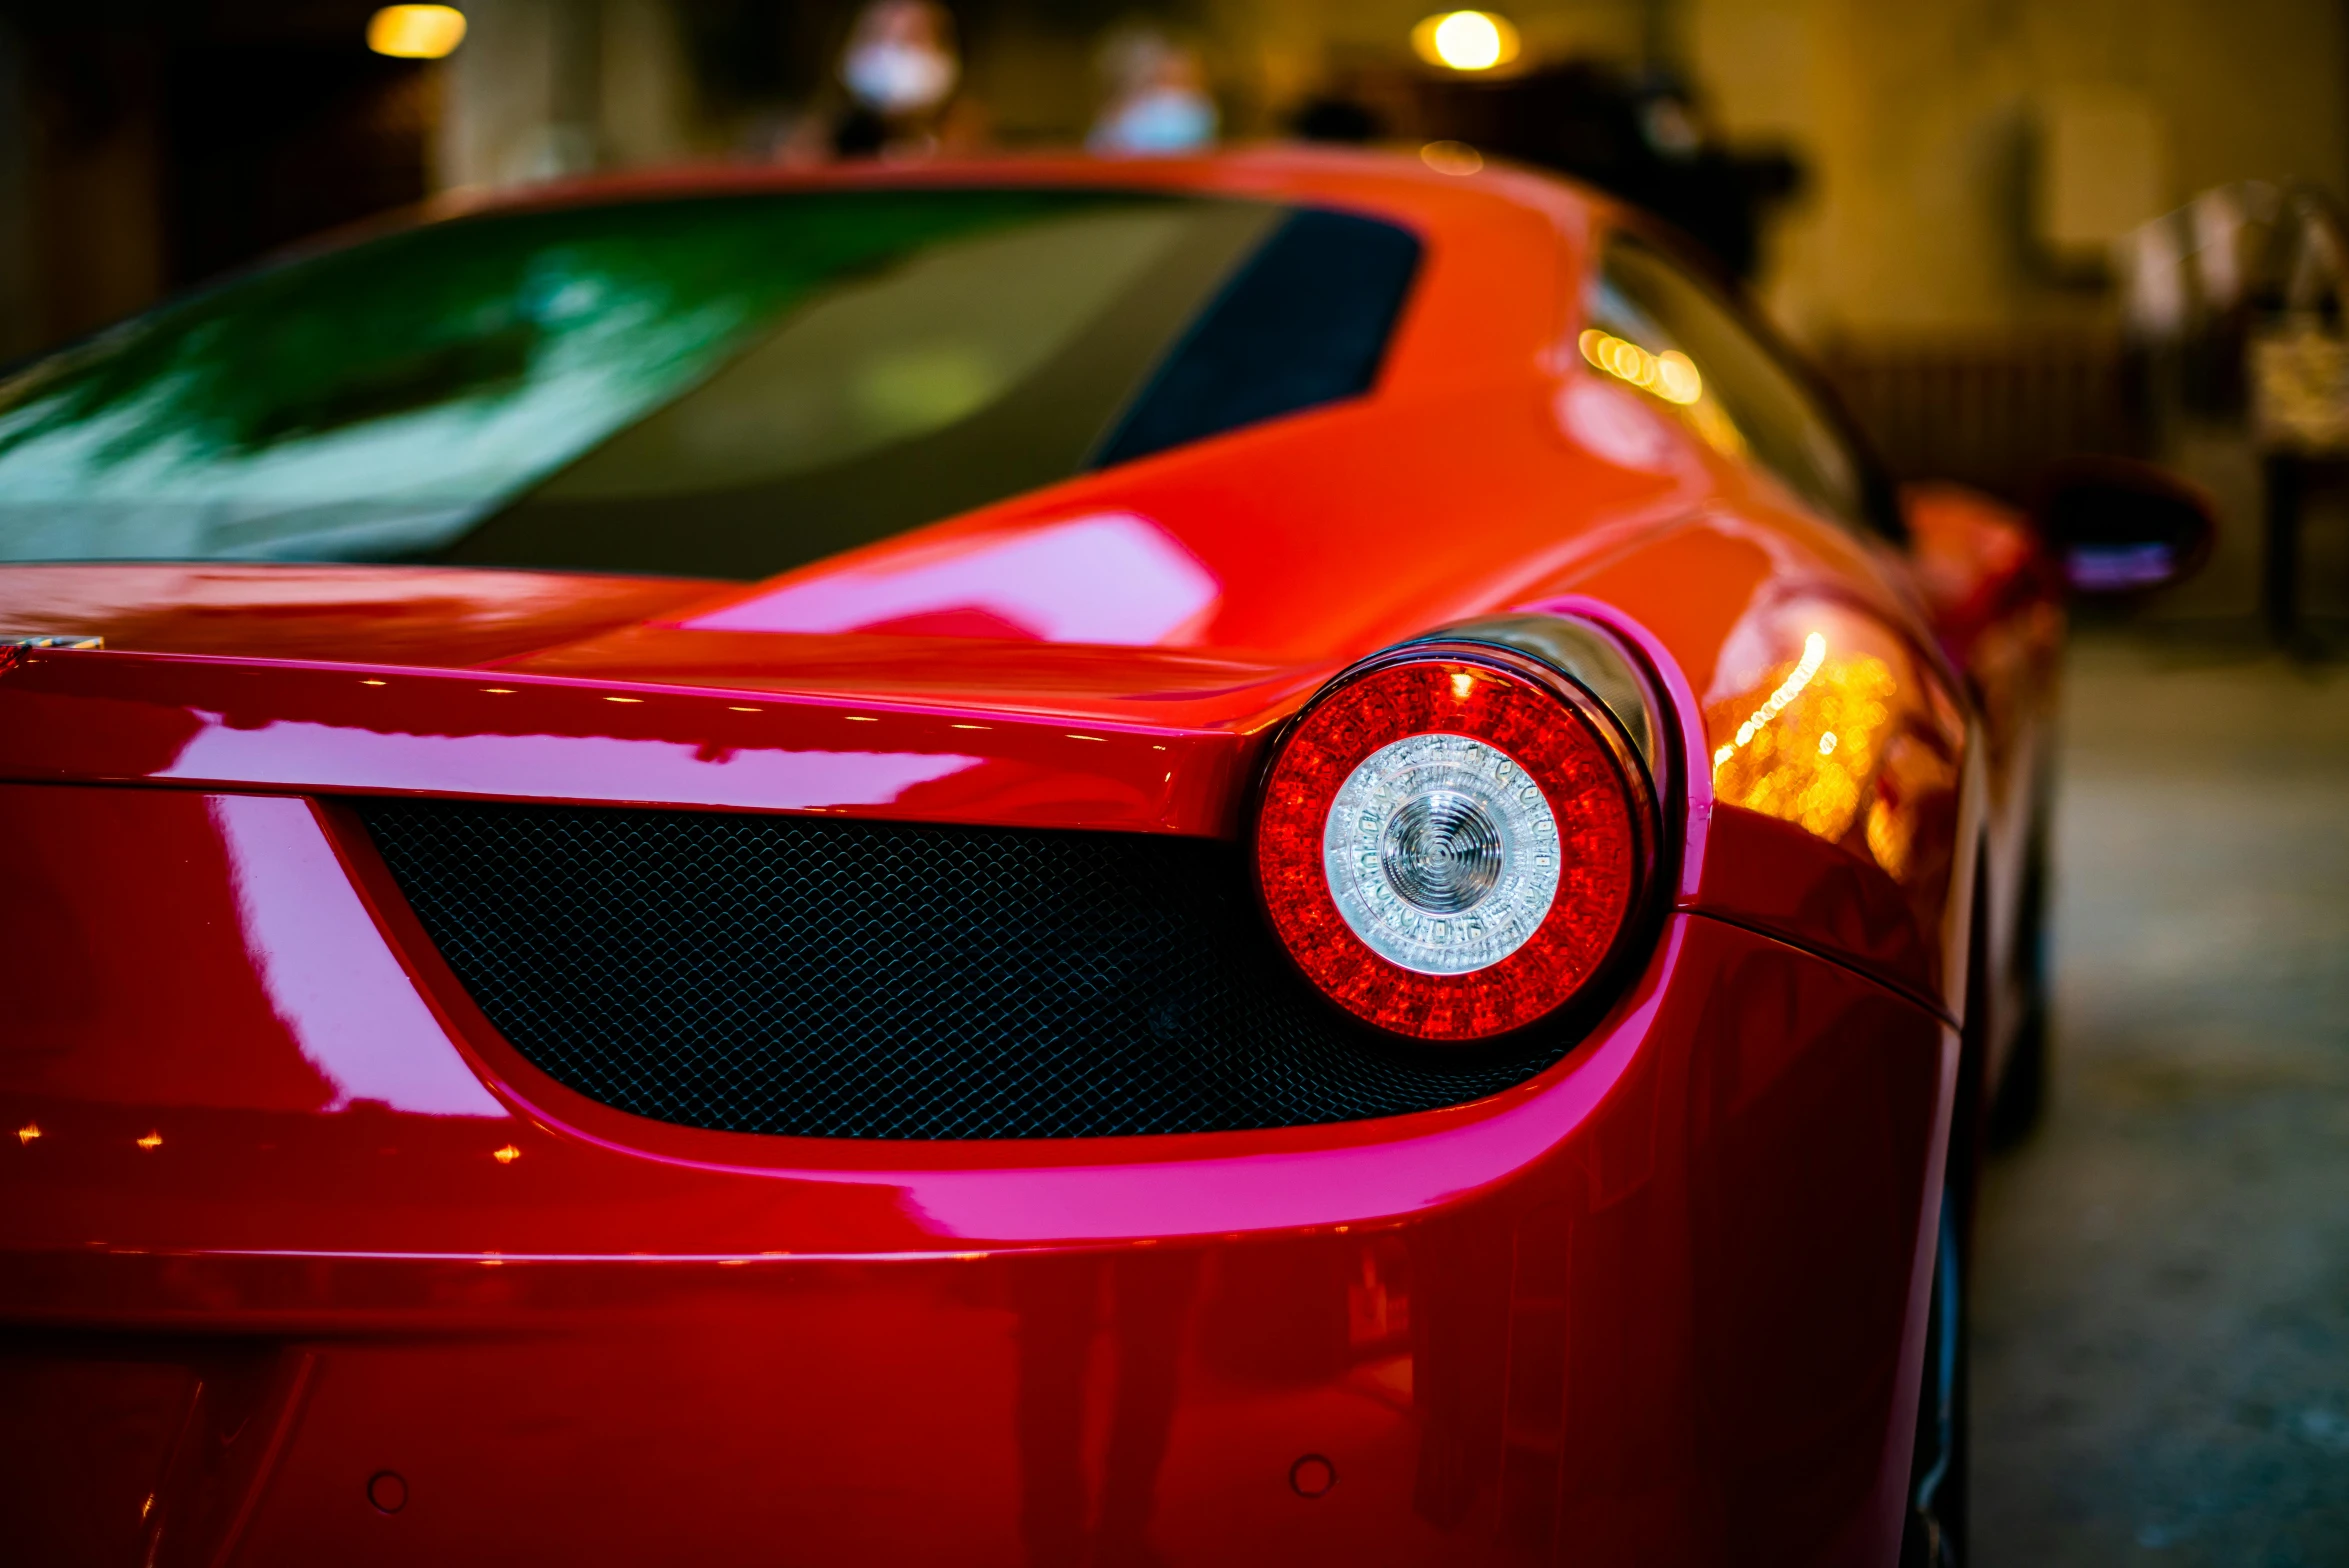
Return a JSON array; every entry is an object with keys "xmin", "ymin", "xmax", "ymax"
[
  {"xmin": 0, "ymin": 21, "xmax": 167, "ymax": 359},
  {"xmin": 439, "ymin": 0, "xmax": 700, "ymax": 191},
  {"xmin": 1684, "ymin": 0, "xmax": 2349, "ymax": 342}
]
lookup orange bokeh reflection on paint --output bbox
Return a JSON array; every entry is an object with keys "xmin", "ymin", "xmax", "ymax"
[
  {"xmin": 1579, "ymin": 327, "xmax": 1749, "ymax": 463},
  {"xmin": 1705, "ymin": 608, "xmax": 1963, "ymax": 890}
]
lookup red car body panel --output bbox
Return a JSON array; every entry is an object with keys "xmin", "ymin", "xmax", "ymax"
[
  {"xmin": 0, "ymin": 150, "xmax": 2057, "ymax": 1565},
  {"xmin": 3, "ymin": 785, "xmax": 1953, "ymax": 1567}
]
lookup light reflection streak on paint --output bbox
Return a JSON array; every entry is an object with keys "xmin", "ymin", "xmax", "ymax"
[
  {"xmin": 210, "ymin": 794, "xmax": 509, "ymax": 1118},
  {"xmin": 163, "ymin": 718, "xmax": 981, "ymax": 814},
  {"xmin": 1579, "ymin": 329, "xmax": 1746, "ymax": 459},
  {"xmin": 1580, "ymin": 328, "xmax": 1701, "ymax": 405},
  {"xmin": 379, "ymin": 922, "xmax": 1691, "ymax": 1245},
  {"xmin": 1713, "ymin": 632, "xmax": 1825, "ymax": 766},
  {"xmin": 1708, "ymin": 633, "xmax": 1924, "ymax": 858},
  {"xmin": 683, "ymin": 512, "xmax": 1221, "ymax": 646}
]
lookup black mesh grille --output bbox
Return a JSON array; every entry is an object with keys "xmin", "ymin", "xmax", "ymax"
[{"xmin": 357, "ymin": 800, "xmax": 1573, "ymax": 1139}]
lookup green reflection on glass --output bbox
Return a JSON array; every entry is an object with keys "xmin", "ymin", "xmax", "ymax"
[{"xmin": 0, "ymin": 190, "xmax": 1119, "ymax": 564}]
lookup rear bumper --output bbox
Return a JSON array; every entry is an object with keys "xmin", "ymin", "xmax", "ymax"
[{"xmin": 0, "ymin": 786, "xmax": 1954, "ymax": 1567}]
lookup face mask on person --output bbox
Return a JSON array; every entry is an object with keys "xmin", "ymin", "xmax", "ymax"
[
  {"xmin": 842, "ymin": 43, "xmax": 958, "ymax": 116},
  {"xmin": 1091, "ymin": 88, "xmax": 1217, "ymax": 155}
]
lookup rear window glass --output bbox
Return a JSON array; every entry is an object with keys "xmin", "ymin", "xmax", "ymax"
[
  {"xmin": 1097, "ymin": 209, "xmax": 1421, "ymax": 467},
  {"xmin": 0, "ymin": 189, "xmax": 1420, "ymax": 580}
]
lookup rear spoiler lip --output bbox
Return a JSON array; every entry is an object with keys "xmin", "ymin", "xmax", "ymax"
[{"xmin": 0, "ymin": 647, "xmax": 1262, "ymax": 839}]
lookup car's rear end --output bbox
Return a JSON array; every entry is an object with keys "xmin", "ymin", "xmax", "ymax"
[{"xmin": 0, "ymin": 156, "xmax": 1959, "ymax": 1567}]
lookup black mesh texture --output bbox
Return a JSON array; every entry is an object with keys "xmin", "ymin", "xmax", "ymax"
[{"xmin": 357, "ymin": 800, "xmax": 1572, "ymax": 1139}]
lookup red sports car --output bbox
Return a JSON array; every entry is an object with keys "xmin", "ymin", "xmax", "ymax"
[{"xmin": 0, "ymin": 151, "xmax": 2203, "ymax": 1566}]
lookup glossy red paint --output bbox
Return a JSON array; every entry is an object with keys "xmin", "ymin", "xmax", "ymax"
[
  {"xmin": 0, "ymin": 149, "xmax": 2066, "ymax": 1565},
  {"xmin": 0, "ymin": 564, "xmax": 715, "ymax": 667},
  {"xmin": 0, "ymin": 646, "xmax": 1261, "ymax": 836}
]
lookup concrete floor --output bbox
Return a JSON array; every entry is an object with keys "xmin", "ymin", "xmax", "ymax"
[{"xmin": 1972, "ymin": 632, "xmax": 2349, "ymax": 1565}]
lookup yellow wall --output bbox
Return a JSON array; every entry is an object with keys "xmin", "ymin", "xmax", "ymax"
[{"xmin": 1690, "ymin": 0, "xmax": 2348, "ymax": 339}]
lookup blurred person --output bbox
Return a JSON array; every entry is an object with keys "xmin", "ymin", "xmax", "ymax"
[
  {"xmin": 1417, "ymin": 61, "xmax": 1799, "ymax": 281},
  {"xmin": 1290, "ymin": 92, "xmax": 1382, "ymax": 145},
  {"xmin": 782, "ymin": 0, "xmax": 980, "ymax": 163},
  {"xmin": 1088, "ymin": 26, "xmax": 1217, "ymax": 157},
  {"xmin": 1288, "ymin": 62, "xmax": 1403, "ymax": 146}
]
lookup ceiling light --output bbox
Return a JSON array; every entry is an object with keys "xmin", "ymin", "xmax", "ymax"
[
  {"xmin": 1411, "ymin": 11, "xmax": 1521, "ymax": 73},
  {"xmin": 368, "ymin": 5, "xmax": 468, "ymax": 60}
]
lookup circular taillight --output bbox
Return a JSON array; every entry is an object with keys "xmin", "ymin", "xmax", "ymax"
[{"xmin": 1253, "ymin": 647, "xmax": 1654, "ymax": 1042}]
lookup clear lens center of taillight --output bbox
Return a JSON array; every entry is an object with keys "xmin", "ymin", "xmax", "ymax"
[
  {"xmin": 1382, "ymin": 790, "xmax": 1502, "ymax": 911},
  {"xmin": 1324, "ymin": 732, "xmax": 1561, "ymax": 974}
]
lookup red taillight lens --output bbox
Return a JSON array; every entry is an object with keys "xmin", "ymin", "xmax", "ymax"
[{"xmin": 1253, "ymin": 647, "xmax": 1655, "ymax": 1042}]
